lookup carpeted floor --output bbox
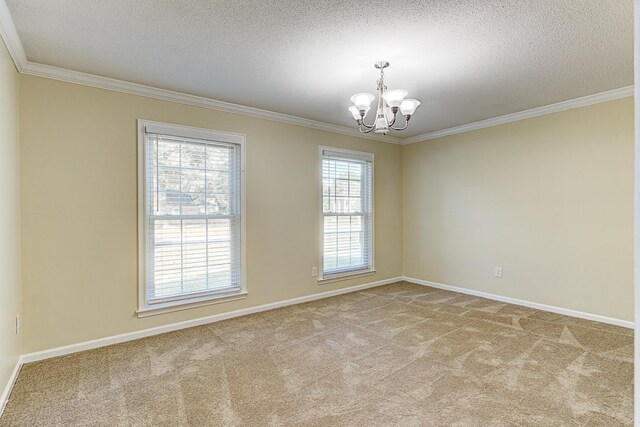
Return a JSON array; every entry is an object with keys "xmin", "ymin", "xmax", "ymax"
[{"xmin": 0, "ymin": 281, "xmax": 633, "ymax": 426}]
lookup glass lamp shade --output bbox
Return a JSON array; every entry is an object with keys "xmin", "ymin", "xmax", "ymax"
[
  {"xmin": 382, "ymin": 89, "xmax": 408, "ymax": 108},
  {"xmin": 350, "ymin": 93, "xmax": 375, "ymax": 111},
  {"xmin": 348, "ymin": 105, "xmax": 363, "ymax": 120},
  {"xmin": 400, "ymin": 99, "xmax": 421, "ymax": 116}
]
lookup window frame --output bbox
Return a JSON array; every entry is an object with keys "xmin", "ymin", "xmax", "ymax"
[
  {"xmin": 318, "ymin": 146, "xmax": 375, "ymax": 284},
  {"xmin": 137, "ymin": 120, "xmax": 247, "ymax": 317}
]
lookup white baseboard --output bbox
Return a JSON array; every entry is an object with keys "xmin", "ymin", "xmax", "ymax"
[
  {"xmin": 20, "ymin": 276, "xmax": 402, "ymax": 364},
  {"xmin": 402, "ymin": 276, "xmax": 634, "ymax": 329},
  {"xmin": 0, "ymin": 359, "xmax": 21, "ymax": 417},
  {"xmin": 7, "ymin": 274, "xmax": 630, "ymax": 415}
]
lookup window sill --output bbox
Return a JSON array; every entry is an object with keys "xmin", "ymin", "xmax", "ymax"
[
  {"xmin": 318, "ymin": 270, "xmax": 376, "ymax": 285},
  {"xmin": 137, "ymin": 291, "xmax": 248, "ymax": 318}
]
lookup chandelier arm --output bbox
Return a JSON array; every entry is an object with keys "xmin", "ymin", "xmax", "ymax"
[
  {"xmin": 357, "ymin": 118, "xmax": 376, "ymax": 132},
  {"xmin": 389, "ymin": 124, "xmax": 408, "ymax": 131},
  {"xmin": 359, "ymin": 118, "xmax": 376, "ymax": 129},
  {"xmin": 388, "ymin": 113, "xmax": 397, "ymax": 127},
  {"xmin": 389, "ymin": 116, "xmax": 411, "ymax": 131},
  {"xmin": 358, "ymin": 118, "xmax": 376, "ymax": 133}
]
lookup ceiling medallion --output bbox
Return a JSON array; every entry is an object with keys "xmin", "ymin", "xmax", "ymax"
[{"xmin": 348, "ymin": 61, "xmax": 421, "ymax": 135}]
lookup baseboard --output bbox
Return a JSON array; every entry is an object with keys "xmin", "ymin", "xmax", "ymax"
[
  {"xmin": 20, "ymin": 276, "xmax": 403, "ymax": 364},
  {"xmin": 11, "ymin": 274, "xmax": 630, "ymax": 411},
  {"xmin": 0, "ymin": 359, "xmax": 21, "ymax": 417},
  {"xmin": 402, "ymin": 276, "xmax": 634, "ymax": 329}
]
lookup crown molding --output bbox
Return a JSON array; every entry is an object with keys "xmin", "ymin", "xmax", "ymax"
[
  {"xmin": 401, "ymin": 85, "xmax": 635, "ymax": 145},
  {"xmin": 0, "ymin": 0, "xmax": 25, "ymax": 71},
  {"xmin": 0, "ymin": 2, "xmax": 400, "ymax": 145},
  {"xmin": 0, "ymin": 0, "xmax": 633, "ymax": 146},
  {"xmin": 20, "ymin": 62, "xmax": 402, "ymax": 144},
  {"xmin": 15, "ymin": 60, "xmax": 635, "ymax": 147}
]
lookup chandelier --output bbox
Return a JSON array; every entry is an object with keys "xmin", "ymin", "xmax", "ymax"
[{"xmin": 348, "ymin": 61, "xmax": 421, "ymax": 135}]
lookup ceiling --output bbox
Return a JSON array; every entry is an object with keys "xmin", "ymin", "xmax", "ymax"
[{"xmin": 4, "ymin": 0, "xmax": 634, "ymax": 139}]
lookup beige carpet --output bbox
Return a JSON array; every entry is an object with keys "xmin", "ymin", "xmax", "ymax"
[{"xmin": 0, "ymin": 282, "xmax": 633, "ymax": 426}]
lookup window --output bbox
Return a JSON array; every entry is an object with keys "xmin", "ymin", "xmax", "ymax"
[
  {"xmin": 320, "ymin": 147, "xmax": 374, "ymax": 281},
  {"xmin": 137, "ymin": 121, "xmax": 246, "ymax": 316}
]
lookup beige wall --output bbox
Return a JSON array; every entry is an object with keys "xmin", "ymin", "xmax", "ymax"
[
  {"xmin": 16, "ymin": 73, "xmax": 634, "ymax": 354},
  {"xmin": 403, "ymin": 98, "xmax": 634, "ymax": 321},
  {"xmin": 0, "ymin": 41, "xmax": 21, "ymax": 391},
  {"xmin": 19, "ymin": 75, "xmax": 403, "ymax": 353}
]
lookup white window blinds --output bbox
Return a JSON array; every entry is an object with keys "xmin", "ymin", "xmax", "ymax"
[
  {"xmin": 321, "ymin": 148, "xmax": 374, "ymax": 278},
  {"xmin": 142, "ymin": 127, "xmax": 242, "ymax": 306}
]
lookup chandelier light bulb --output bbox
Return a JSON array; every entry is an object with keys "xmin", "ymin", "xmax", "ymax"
[
  {"xmin": 382, "ymin": 89, "xmax": 408, "ymax": 108},
  {"xmin": 350, "ymin": 93, "xmax": 375, "ymax": 111},
  {"xmin": 348, "ymin": 61, "xmax": 419, "ymax": 134},
  {"xmin": 400, "ymin": 99, "xmax": 421, "ymax": 116}
]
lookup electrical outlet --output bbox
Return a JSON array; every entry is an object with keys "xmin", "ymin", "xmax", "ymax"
[
  {"xmin": 495, "ymin": 267, "xmax": 503, "ymax": 278},
  {"xmin": 311, "ymin": 267, "xmax": 318, "ymax": 277},
  {"xmin": 15, "ymin": 315, "xmax": 20, "ymax": 335}
]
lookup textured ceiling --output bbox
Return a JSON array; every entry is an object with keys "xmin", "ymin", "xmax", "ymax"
[{"xmin": 5, "ymin": 0, "xmax": 633, "ymax": 138}]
